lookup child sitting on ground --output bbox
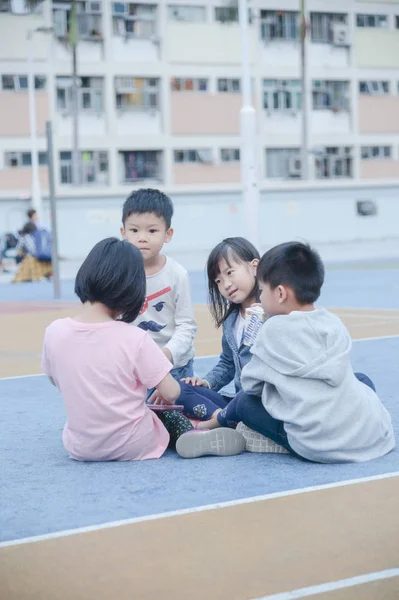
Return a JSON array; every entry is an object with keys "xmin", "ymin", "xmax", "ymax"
[
  {"xmin": 178, "ymin": 237, "xmax": 260, "ymax": 424},
  {"xmin": 121, "ymin": 189, "xmax": 197, "ymax": 391},
  {"xmin": 201, "ymin": 241, "xmax": 395, "ymax": 463},
  {"xmin": 41, "ymin": 238, "xmax": 245, "ymax": 461}
]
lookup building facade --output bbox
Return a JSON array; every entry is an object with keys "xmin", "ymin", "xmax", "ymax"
[{"xmin": 1, "ymin": 0, "xmax": 399, "ymax": 202}]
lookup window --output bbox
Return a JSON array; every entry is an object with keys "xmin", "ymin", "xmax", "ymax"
[
  {"xmin": 174, "ymin": 149, "xmax": 212, "ymax": 163},
  {"xmin": 5, "ymin": 151, "xmax": 47, "ymax": 167},
  {"xmin": 168, "ymin": 4, "xmax": 206, "ymax": 22},
  {"xmin": 214, "ymin": 5, "xmax": 238, "ymax": 23},
  {"xmin": 59, "ymin": 150, "xmax": 108, "ymax": 184},
  {"xmin": 315, "ymin": 147, "xmax": 353, "ymax": 179},
  {"xmin": 260, "ymin": 11, "xmax": 299, "ymax": 41},
  {"xmin": 170, "ymin": 78, "xmax": 208, "ymax": 92},
  {"xmin": 361, "ymin": 146, "xmax": 391, "ymax": 160},
  {"xmin": 263, "ymin": 80, "xmax": 301, "ymax": 112},
  {"xmin": 310, "ymin": 13, "xmax": 346, "ymax": 43},
  {"xmin": 1, "ymin": 74, "xmax": 46, "ymax": 91},
  {"xmin": 217, "ymin": 78, "xmax": 240, "ymax": 93},
  {"xmin": 53, "ymin": 1, "xmax": 102, "ymax": 40},
  {"xmin": 312, "ymin": 80, "xmax": 349, "ymax": 111},
  {"xmin": 56, "ymin": 76, "xmax": 104, "ymax": 113},
  {"xmin": 359, "ymin": 80, "xmax": 390, "ymax": 95},
  {"xmin": 266, "ymin": 148, "xmax": 301, "ymax": 179},
  {"xmin": 220, "ymin": 148, "xmax": 240, "ymax": 162},
  {"xmin": 112, "ymin": 3, "xmax": 156, "ymax": 38},
  {"xmin": 356, "ymin": 14, "xmax": 388, "ymax": 28},
  {"xmin": 0, "ymin": 0, "xmax": 40, "ymax": 13},
  {"xmin": 115, "ymin": 77, "xmax": 158, "ymax": 110},
  {"xmin": 120, "ymin": 150, "xmax": 162, "ymax": 182}
]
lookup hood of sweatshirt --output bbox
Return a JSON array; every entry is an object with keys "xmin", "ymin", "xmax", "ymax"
[{"xmin": 254, "ymin": 308, "xmax": 352, "ymax": 387}]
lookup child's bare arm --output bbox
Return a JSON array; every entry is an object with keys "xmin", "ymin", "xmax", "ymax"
[{"xmin": 154, "ymin": 373, "xmax": 181, "ymax": 405}]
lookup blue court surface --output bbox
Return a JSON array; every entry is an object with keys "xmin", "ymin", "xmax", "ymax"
[
  {"xmin": 0, "ymin": 265, "xmax": 399, "ymax": 309},
  {"xmin": 0, "ymin": 265, "xmax": 399, "ymax": 545}
]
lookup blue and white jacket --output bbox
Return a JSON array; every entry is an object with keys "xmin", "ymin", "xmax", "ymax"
[{"xmin": 204, "ymin": 309, "xmax": 252, "ymax": 396}]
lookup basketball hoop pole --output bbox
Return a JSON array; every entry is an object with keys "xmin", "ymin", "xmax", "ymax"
[{"xmin": 239, "ymin": 0, "xmax": 260, "ymax": 250}]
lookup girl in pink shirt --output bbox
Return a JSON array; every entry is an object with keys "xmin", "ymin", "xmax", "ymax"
[{"xmin": 41, "ymin": 237, "xmax": 245, "ymax": 461}]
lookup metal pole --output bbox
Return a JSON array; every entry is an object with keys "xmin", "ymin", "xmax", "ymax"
[
  {"xmin": 300, "ymin": 0, "xmax": 309, "ymax": 180},
  {"xmin": 27, "ymin": 30, "xmax": 42, "ymax": 215},
  {"xmin": 239, "ymin": 0, "xmax": 260, "ymax": 251},
  {"xmin": 46, "ymin": 121, "xmax": 61, "ymax": 299},
  {"xmin": 71, "ymin": 44, "xmax": 80, "ymax": 185},
  {"xmin": 70, "ymin": 0, "xmax": 80, "ymax": 185}
]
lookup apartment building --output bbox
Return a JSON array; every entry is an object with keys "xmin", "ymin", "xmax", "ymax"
[{"xmin": 1, "ymin": 0, "xmax": 399, "ymax": 201}]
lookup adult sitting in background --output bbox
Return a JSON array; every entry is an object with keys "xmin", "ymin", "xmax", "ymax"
[
  {"xmin": 0, "ymin": 232, "xmax": 18, "ymax": 273},
  {"xmin": 12, "ymin": 223, "xmax": 52, "ymax": 283}
]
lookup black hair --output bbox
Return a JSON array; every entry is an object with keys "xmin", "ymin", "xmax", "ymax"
[
  {"xmin": 207, "ymin": 237, "xmax": 260, "ymax": 328},
  {"xmin": 20, "ymin": 222, "xmax": 37, "ymax": 235},
  {"xmin": 74, "ymin": 237, "xmax": 146, "ymax": 323},
  {"xmin": 27, "ymin": 209, "xmax": 37, "ymax": 220},
  {"xmin": 122, "ymin": 188, "xmax": 174, "ymax": 229},
  {"xmin": 257, "ymin": 241, "xmax": 325, "ymax": 304}
]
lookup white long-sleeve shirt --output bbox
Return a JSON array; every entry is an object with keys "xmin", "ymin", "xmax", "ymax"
[{"xmin": 133, "ymin": 256, "xmax": 197, "ymax": 368}]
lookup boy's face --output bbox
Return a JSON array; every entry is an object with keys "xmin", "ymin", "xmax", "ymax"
[
  {"xmin": 259, "ymin": 281, "xmax": 290, "ymax": 317},
  {"xmin": 121, "ymin": 212, "xmax": 173, "ymax": 262}
]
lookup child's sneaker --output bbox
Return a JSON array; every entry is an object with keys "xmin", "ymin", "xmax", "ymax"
[
  {"xmin": 176, "ymin": 428, "xmax": 246, "ymax": 459},
  {"xmin": 236, "ymin": 422, "xmax": 290, "ymax": 454}
]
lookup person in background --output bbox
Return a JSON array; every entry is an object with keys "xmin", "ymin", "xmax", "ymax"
[{"xmin": 12, "ymin": 222, "xmax": 52, "ymax": 283}]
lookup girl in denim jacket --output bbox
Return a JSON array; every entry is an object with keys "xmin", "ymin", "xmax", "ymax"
[{"xmin": 178, "ymin": 237, "xmax": 260, "ymax": 425}]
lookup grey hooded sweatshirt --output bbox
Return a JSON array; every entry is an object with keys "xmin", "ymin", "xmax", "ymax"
[{"xmin": 241, "ymin": 308, "xmax": 395, "ymax": 463}]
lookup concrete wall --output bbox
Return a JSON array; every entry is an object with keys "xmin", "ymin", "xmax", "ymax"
[{"xmin": 1, "ymin": 184, "xmax": 398, "ymax": 269}]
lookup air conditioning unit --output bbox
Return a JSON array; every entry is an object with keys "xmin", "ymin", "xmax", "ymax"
[
  {"xmin": 288, "ymin": 156, "xmax": 301, "ymax": 177},
  {"xmin": 332, "ymin": 23, "xmax": 351, "ymax": 47}
]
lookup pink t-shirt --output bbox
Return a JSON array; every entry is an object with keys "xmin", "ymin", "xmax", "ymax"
[{"xmin": 41, "ymin": 318, "xmax": 172, "ymax": 461}]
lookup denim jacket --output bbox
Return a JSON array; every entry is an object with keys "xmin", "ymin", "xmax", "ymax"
[{"xmin": 204, "ymin": 309, "xmax": 252, "ymax": 396}]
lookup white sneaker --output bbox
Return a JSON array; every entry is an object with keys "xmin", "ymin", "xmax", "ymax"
[
  {"xmin": 176, "ymin": 428, "xmax": 246, "ymax": 459},
  {"xmin": 236, "ymin": 422, "xmax": 290, "ymax": 454}
]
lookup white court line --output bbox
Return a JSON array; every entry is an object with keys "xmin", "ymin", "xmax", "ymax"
[
  {"xmin": 352, "ymin": 334, "xmax": 399, "ymax": 343},
  {"xmin": 2, "ymin": 334, "xmax": 399, "ymax": 382},
  {"xmin": 252, "ymin": 569, "xmax": 399, "ymax": 600},
  {"xmin": 0, "ymin": 373, "xmax": 44, "ymax": 382},
  {"xmin": 0, "ymin": 471, "xmax": 398, "ymax": 549}
]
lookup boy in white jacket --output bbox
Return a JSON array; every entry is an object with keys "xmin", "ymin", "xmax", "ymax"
[{"xmin": 207, "ymin": 241, "xmax": 395, "ymax": 463}]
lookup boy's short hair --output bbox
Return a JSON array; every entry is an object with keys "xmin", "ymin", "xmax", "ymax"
[
  {"xmin": 122, "ymin": 188, "xmax": 174, "ymax": 229},
  {"xmin": 257, "ymin": 242, "xmax": 325, "ymax": 304},
  {"xmin": 27, "ymin": 209, "xmax": 37, "ymax": 220},
  {"xmin": 75, "ymin": 237, "xmax": 146, "ymax": 323}
]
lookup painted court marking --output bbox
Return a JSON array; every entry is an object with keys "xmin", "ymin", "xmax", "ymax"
[
  {"xmin": 1, "ymin": 471, "xmax": 398, "ymax": 549},
  {"xmin": 0, "ymin": 334, "xmax": 398, "ymax": 382},
  {"xmin": 252, "ymin": 569, "xmax": 399, "ymax": 600}
]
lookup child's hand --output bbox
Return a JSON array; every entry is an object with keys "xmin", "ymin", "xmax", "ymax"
[
  {"xmin": 181, "ymin": 376, "xmax": 209, "ymax": 388},
  {"xmin": 147, "ymin": 390, "xmax": 175, "ymax": 405}
]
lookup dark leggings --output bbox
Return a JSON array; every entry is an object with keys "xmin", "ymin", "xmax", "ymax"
[
  {"xmin": 223, "ymin": 372, "xmax": 376, "ymax": 457},
  {"xmin": 177, "ymin": 382, "xmax": 230, "ymax": 420},
  {"xmin": 157, "ymin": 410, "xmax": 194, "ymax": 447}
]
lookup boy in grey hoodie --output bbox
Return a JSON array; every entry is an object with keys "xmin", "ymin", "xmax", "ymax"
[{"xmin": 211, "ymin": 242, "xmax": 395, "ymax": 463}]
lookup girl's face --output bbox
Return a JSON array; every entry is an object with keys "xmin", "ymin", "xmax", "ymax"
[{"xmin": 215, "ymin": 256, "xmax": 258, "ymax": 305}]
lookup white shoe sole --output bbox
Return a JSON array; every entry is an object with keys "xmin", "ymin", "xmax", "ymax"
[
  {"xmin": 236, "ymin": 422, "xmax": 290, "ymax": 454},
  {"xmin": 176, "ymin": 428, "xmax": 246, "ymax": 459}
]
